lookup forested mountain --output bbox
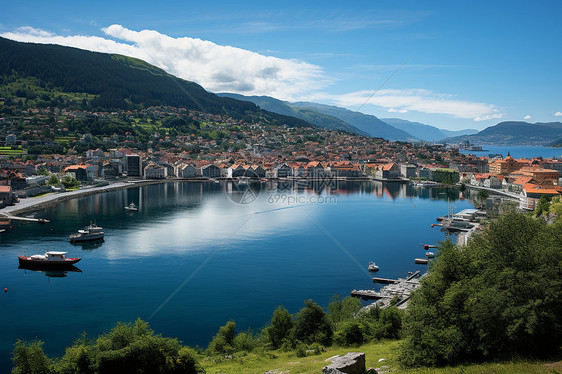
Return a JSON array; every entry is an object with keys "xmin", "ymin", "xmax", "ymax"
[
  {"xmin": 445, "ymin": 121, "xmax": 562, "ymax": 145},
  {"xmin": 218, "ymin": 93, "xmax": 367, "ymax": 135},
  {"xmin": 290, "ymin": 102, "xmax": 415, "ymax": 141},
  {"xmin": 0, "ymin": 37, "xmax": 312, "ymax": 128}
]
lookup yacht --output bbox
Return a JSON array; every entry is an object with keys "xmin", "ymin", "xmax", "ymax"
[
  {"xmin": 18, "ymin": 251, "xmax": 81, "ymax": 268},
  {"xmin": 69, "ymin": 222, "xmax": 104, "ymax": 243}
]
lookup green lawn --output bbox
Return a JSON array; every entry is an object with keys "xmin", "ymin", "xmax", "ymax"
[{"xmin": 199, "ymin": 340, "xmax": 562, "ymax": 374}]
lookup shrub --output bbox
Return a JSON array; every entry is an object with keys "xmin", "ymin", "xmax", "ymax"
[
  {"xmin": 293, "ymin": 299, "xmax": 333, "ymax": 346},
  {"xmin": 267, "ymin": 306, "xmax": 293, "ymax": 349}
]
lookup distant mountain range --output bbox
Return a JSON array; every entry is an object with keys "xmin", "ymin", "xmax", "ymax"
[
  {"xmin": 444, "ymin": 121, "xmax": 562, "ymax": 146},
  {"xmin": 218, "ymin": 93, "xmax": 367, "ymax": 136},
  {"xmin": 380, "ymin": 118, "xmax": 477, "ymax": 142},
  {"xmin": 219, "ymin": 93, "xmax": 416, "ymax": 141}
]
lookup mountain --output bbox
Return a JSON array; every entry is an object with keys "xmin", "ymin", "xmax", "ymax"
[
  {"xmin": 445, "ymin": 121, "xmax": 562, "ymax": 146},
  {"xmin": 290, "ymin": 102, "xmax": 415, "ymax": 141},
  {"xmin": 381, "ymin": 118, "xmax": 477, "ymax": 142},
  {"xmin": 218, "ymin": 93, "xmax": 367, "ymax": 136},
  {"xmin": 0, "ymin": 37, "xmax": 312, "ymax": 128},
  {"xmin": 440, "ymin": 128, "xmax": 479, "ymax": 138},
  {"xmin": 380, "ymin": 118, "xmax": 446, "ymax": 141}
]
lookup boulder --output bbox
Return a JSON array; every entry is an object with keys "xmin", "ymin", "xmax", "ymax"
[{"xmin": 322, "ymin": 352, "xmax": 366, "ymax": 374}]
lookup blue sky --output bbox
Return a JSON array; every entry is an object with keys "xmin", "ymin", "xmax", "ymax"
[{"xmin": 1, "ymin": 0, "xmax": 561, "ymax": 130}]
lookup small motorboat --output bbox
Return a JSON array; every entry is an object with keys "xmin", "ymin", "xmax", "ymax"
[
  {"xmin": 368, "ymin": 261, "xmax": 380, "ymax": 272},
  {"xmin": 124, "ymin": 202, "xmax": 138, "ymax": 212},
  {"xmin": 18, "ymin": 251, "xmax": 81, "ymax": 268},
  {"xmin": 69, "ymin": 222, "xmax": 104, "ymax": 243},
  {"xmin": 423, "ymin": 244, "xmax": 437, "ymax": 250},
  {"xmin": 425, "ymin": 251, "xmax": 435, "ymax": 259}
]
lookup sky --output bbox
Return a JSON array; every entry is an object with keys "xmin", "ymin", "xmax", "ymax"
[{"xmin": 1, "ymin": 0, "xmax": 561, "ymax": 131}]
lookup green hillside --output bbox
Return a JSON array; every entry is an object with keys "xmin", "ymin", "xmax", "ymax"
[{"xmin": 0, "ymin": 37, "xmax": 311, "ymax": 128}]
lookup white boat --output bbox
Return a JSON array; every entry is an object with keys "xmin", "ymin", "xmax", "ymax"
[
  {"xmin": 368, "ymin": 261, "xmax": 380, "ymax": 272},
  {"xmin": 69, "ymin": 222, "xmax": 104, "ymax": 243},
  {"xmin": 425, "ymin": 251, "xmax": 435, "ymax": 259},
  {"xmin": 124, "ymin": 202, "xmax": 138, "ymax": 212}
]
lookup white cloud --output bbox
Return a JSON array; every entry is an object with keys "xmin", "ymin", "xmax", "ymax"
[
  {"xmin": 313, "ymin": 89, "xmax": 503, "ymax": 121},
  {"xmin": 555, "ymin": 112, "xmax": 562, "ymax": 117},
  {"xmin": 523, "ymin": 115, "xmax": 531, "ymax": 120},
  {"xmin": 1, "ymin": 25, "xmax": 327, "ymax": 101}
]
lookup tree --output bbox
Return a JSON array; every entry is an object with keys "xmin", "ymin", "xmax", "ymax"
[
  {"xmin": 48, "ymin": 174, "xmax": 59, "ymax": 185},
  {"xmin": 207, "ymin": 321, "xmax": 236, "ymax": 354},
  {"xmin": 293, "ymin": 299, "xmax": 333, "ymax": 346},
  {"xmin": 267, "ymin": 306, "xmax": 293, "ymax": 349},
  {"xmin": 11, "ymin": 339, "xmax": 52, "ymax": 374}
]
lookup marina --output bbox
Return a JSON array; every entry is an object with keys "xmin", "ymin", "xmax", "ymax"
[{"xmin": 352, "ymin": 271, "xmax": 422, "ymax": 309}]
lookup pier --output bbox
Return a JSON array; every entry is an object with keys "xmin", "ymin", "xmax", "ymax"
[
  {"xmin": 414, "ymin": 258, "xmax": 428, "ymax": 265},
  {"xmin": 0, "ymin": 213, "xmax": 50, "ymax": 224},
  {"xmin": 352, "ymin": 271, "xmax": 422, "ymax": 309}
]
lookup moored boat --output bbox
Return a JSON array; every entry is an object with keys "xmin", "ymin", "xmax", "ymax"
[
  {"xmin": 124, "ymin": 202, "xmax": 138, "ymax": 212},
  {"xmin": 18, "ymin": 251, "xmax": 81, "ymax": 268},
  {"xmin": 69, "ymin": 222, "xmax": 104, "ymax": 242},
  {"xmin": 368, "ymin": 261, "xmax": 380, "ymax": 272}
]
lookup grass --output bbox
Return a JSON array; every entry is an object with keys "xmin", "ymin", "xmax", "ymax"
[{"xmin": 199, "ymin": 340, "xmax": 562, "ymax": 374}]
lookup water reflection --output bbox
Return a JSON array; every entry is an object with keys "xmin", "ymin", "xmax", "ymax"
[
  {"xmin": 18, "ymin": 264, "xmax": 82, "ymax": 277},
  {"xmin": 71, "ymin": 240, "xmax": 104, "ymax": 251}
]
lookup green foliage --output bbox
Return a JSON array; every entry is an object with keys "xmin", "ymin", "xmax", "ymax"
[
  {"xmin": 293, "ymin": 299, "xmax": 333, "ymax": 346},
  {"xmin": 333, "ymin": 320, "xmax": 364, "ymax": 347},
  {"xmin": 232, "ymin": 331, "xmax": 257, "ymax": 352},
  {"xmin": 207, "ymin": 321, "xmax": 236, "ymax": 355},
  {"xmin": 400, "ymin": 213, "xmax": 562, "ymax": 367},
  {"xmin": 267, "ymin": 306, "xmax": 293, "ymax": 349},
  {"xmin": 11, "ymin": 339, "xmax": 52, "ymax": 374},
  {"xmin": 12, "ymin": 319, "xmax": 204, "ymax": 374},
  {"xmin": 327, "ymin": 296, "xmax": 362, "ymax": 325},
  {"xmin": 60, "ymin": 176, "xmax": 80, "ymax": 189},
  {"xmin": 534, "ymin": 195, "xmax": 551, "ymax": 217},
  {"xmin": 48, "ymin": 174, "xmax": 59, "ymax": 186},
  {"xmin": 36, "ymin": 168, "xmax": 49, "ymax": 176}
]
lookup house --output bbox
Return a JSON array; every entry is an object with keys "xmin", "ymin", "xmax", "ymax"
[
  {"xmin": 375, "ymin": 163, "xmax": 400, "ymax": 179},
  {"xmin": 0, "ymin": 185, "xmax": 13, "ymax": 207},
  {"xmin": 274, "ymin": 163, "xmax": 292, "ymax": 178},
  {"xmin": 306, "ymin": 161, "xmax": 326, "ymax": 178},
  {"xmin": 250, "ymin": 165, "xmax": 266, "ymax": 178},
  {"xmin": 143, "ymin": 163, "xmax": 167, "ymax": 179},
  {"xmin": 201, "ymin": 164, "xmax": 221, "ymax": 178},
  {"xmin": 400, "ymin": 164, "xmax": 417, "ymax": 179},
  {"xmin": 179, "ymin": 164, "xmax": 198, "ymax": 178},
  {"xmin": 63, "ymin": 165, "xmax": 98, "ymax": 182}
]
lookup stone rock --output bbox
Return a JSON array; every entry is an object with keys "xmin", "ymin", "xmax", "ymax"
[
  {"xmin": 366, "ymin": 367, "xmax": 378, "ymax": 374},
  {"xmin": 322, "ymin": 352, "xmax": 366, "ymax": 374}
]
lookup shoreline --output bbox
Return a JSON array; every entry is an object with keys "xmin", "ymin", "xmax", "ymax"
[{"xmin": 0, "ymin": 178, "xmax": 210, "ymax": 217}]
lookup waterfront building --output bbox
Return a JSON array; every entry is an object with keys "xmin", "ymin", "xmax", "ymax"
[
  {"xmin": 126, "ymin": 154, "xmax": 142, "ymax": 177},
  {"xmin": 201, "ymin": 164, "xmax": 221, "ymax": 178},
  {"xmin": 143, "ymin": 163, "xmax": 167, "ymax": 179},
  {"xmin": 489, "ymin": 154, "xmax": 520, "ymax": 175},
  {"xmin": 63, "ymin": 164, "xmax": 98, "ymax": 181}
]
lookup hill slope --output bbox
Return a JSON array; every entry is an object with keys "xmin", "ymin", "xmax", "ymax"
[
  {"xmin": 445, "ymin": 121, "xmax": 562, "ymax": 145},
  {"xmin": 290, "ymin": 102, "xmax": 415, "ymax": 141},
  {"xmin": 0, "ymin": 37, "xmax": 312, "ymax": 128},
  {"xmin": 218, "ymin": 93, "xmax": 367, "ymax": 135}
]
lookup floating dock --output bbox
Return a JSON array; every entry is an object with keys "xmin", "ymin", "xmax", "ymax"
[
  {"xmin": 415, "ymin": 258, "xmax": 428, "ymax": 265},
  {"xmin": 0, "ymin": 214, "xmax": 50, "ymax": 224}
]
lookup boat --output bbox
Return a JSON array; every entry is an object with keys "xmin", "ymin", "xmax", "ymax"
[
  {"xmin": 425, "ymin": 251, "xmax": 435, "ymax": 259},
  {"xmin": 368, "ymin": 261, "xmax": 380, "ymax": 272},
  {"xmin": 124, "ymin": 202, "xmax": 138, "ymax": 212},
  {"xmin": 69, "ymin": 222, "xmax": 104, "ymax": 242},
  {"xmin": 18, "ymin": 251, "xmax": 81, "ymax": 268}
]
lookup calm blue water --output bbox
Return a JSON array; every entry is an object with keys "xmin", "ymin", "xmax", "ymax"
[
  {"xmin": 460, "ymin": 145, "xmax": 562, "ymax": 159},
  {"xmin": 0, "ymin": 181, "xmax": 472, "ymax": 369}
]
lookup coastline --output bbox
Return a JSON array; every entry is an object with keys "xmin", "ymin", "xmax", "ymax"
[{"xmin": 0, "ymin": 178, "xmax": 209, "ymax": 217}]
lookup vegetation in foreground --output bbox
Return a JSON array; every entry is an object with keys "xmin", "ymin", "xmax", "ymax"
[{"xmin": 12, "ymin": 211, "xmax": 562, "ymax": 373}]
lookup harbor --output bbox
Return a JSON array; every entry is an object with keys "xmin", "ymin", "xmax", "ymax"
[{"xmin": 352, "ymin": 271, "xmax": 422, "ymax": 310}]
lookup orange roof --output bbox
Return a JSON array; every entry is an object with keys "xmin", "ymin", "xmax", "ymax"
[
  {"xmin": 0, "ymin": 186, "xmax": 11, "ymax": 193},
  {"xmin": 523, "ymin": 183, "xmax": 562, "ymax": 195}
]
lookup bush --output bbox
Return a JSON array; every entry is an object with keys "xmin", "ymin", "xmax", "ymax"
[
  {"xmin": 328, "ymin": 296, "xmax": 362, "ymax": 325},
  {"xmin": 333, "ymin": 320, "xmax": 364, "ymax": 347}
]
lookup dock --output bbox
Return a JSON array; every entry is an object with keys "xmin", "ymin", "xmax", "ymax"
[
  {"xmin": 352, "ymin": 271, "xmax": 422, "ymax": 309},
  {"xmin": 0, "ymin": 213, "xmax": 50, "ymax": 224},
  {"xmin": 372, "ymin": 277, "xmax": 398, "ymax": 284},
  {"xmin": 414, "ymin": 258, "xmax": 428, "ymax": 265}
]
